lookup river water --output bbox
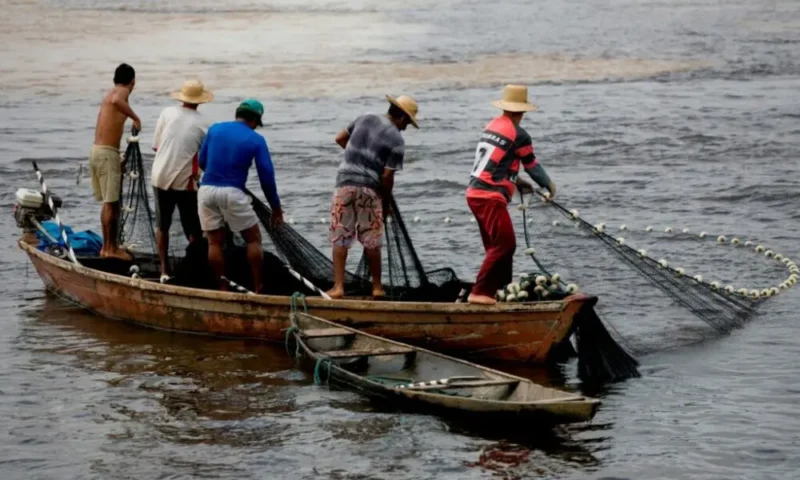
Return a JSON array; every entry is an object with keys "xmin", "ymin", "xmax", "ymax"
[{"xmin": 1, "ymin": 0, "xmax": 799, "ymax": 478}]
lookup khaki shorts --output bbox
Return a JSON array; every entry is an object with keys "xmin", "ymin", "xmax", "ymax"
[
  {"xmin": 89, "ymin": 145, "xmax": 122, "ymax": 203},
  {"xmin": 197, "ymin": 185, "xmax": 259, "ymax": 233}
]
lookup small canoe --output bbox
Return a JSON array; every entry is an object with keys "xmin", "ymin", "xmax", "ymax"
[{"xmin": 288, "ymin": 311, "xmax": 601, "ymax": 425}]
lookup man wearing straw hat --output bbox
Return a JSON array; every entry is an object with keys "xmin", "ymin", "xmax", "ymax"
[
  {"xmin": 326, "ymin": 94, "xmax": 419, "ymax": 299},
  {"xmin": 465, "ymin": 84, "xmax": 557, "ymax": 305},
  {"xmin": 151, "ymin": 79, "xmax": 213, "ymax": 282}
]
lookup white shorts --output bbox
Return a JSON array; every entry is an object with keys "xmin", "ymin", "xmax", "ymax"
[{"xmin": 197, "ymin": 185, "xmax": 259, "ymax": 233}]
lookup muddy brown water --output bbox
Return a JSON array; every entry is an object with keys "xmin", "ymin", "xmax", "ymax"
[{"xmin": 1, "ymin": 0, "xmax": 800, "ymax": 478}]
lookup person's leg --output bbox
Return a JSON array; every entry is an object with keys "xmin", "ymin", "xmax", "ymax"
[
  {"xmin": 329, "ymin": 245, "xmax": 349, "ymax": 299},
  {"xmin": 177, "ymin": 190, "xmax": 202, "ymax": 244},
  {"xmin": 467, "ymin": 197, "xmax": 513, "ymax": 305},
  {"xmin": 220, "ymin": 188, "xmax": 265, "ymax": 293},
  {"xmin": 487, "ymin": 204, "xmax": 516, "ymax": 292},
  {"xmin": 197, "ymin": 186, "xmax": 227, "ymax": 289},
  {"xmin": 98, "ymin": 148, "xmax": 131, "ymax": 260},
  {"xmin": 357, "ymin": 187, "xmax": 385, "ymax": 298},
  {"xmin": 154, "ymin": 188, "xmax": 177, "ymax": 277},
  {"xmin": 89, "ymin": 147, "xmax": 109, "ymax": 255},
  {"xmin": 239, "ymin": 224, "xmax": 263, "ymax": 293},
  {"xmin": 100, "ymin": 202, "xmax": 114, "ymax": 255},
  {"xmin": 327, "ymin": 187, "xmax": 357, "ymax": 299},
  {"xmin": 206, "ymin": 228, "xmax": 227, "ymax": 290}
]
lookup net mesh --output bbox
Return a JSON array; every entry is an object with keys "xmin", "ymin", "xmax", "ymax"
[
  {"xmin": 117, "ymin": 137, "xmax": 157, "ymax": 256},
  {"xmin": 249, "ymin": 190, "xmax": 464, "ymax": 301},
  {"xmin": 516, "ymin": 191, "xmax": 768, "ymax": 355}
]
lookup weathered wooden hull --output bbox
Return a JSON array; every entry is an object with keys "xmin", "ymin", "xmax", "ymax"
[
  {"xmin": 20, "ymin": 239, "xmax": 588, "ymax": 363},
  {"xmin": 291, "ymin": 312, "xmax": 601, "ymax": 425}
]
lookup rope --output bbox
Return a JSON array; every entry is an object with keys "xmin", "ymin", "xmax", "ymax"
[
  {"xmin": 284, "ymin": 325, "xmax": 299, "ymax": 357},
  {"xmin": 313, "ymin": 357, "xmax": 334, "ymax": 385},
  {"xmin": 519, "ymin": 191, "xmax": 557, "ymax": 280},
  {"xmin": 290, "ymin": 292, "xmax": 308, "ymax": 313},
  {"xmin": 518, "ymin": 191, "xmax": 636, "ymax": 353}
]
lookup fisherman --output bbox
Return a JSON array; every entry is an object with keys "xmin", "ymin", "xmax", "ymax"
[
  {"xmin": 466, "ymin": 85, "xmax": 557, "ymax": 305},
  {"xmin": 197, "ymin": 99, "xmax": 284, "ymax": 292},
  {"xmin": 151, "ymin": 79, "xmax": 213, "ymax": 282},
  {"xmin": 326, "ymin": 94, "xmax": 419, "ymax": 299},
  {"xmin": 89, "ymin": 63, "xmax": 141, "ymax": 260}
]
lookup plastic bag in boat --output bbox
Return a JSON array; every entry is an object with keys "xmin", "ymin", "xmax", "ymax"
[{"xmin": 36, "ymin": 220, "xmax": 103, "ymax": 256}]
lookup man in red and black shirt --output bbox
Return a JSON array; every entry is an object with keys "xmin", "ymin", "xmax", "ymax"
[{"xmin": 466, "ymin": 85, "xmax": 557, "ymax": 305}]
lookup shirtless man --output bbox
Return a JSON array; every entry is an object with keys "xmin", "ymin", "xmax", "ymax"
[{"xmin": 90, "ymin": 63, "xmax": 141, "ymax": 260}]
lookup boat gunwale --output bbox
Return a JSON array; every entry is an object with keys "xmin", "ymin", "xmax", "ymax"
[
  {"xmin": 20, "ymin": 238, "xmax": 589, "ymax": 315},
  {"xmin": 291, "ymin": 312, "xmax": 599, "ymax": 408}
]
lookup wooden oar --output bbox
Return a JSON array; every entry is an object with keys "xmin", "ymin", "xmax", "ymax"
[
  {"xmin": 221, "ymin": 275, "xmax": 256, "ymax": 295},
  {"xmin": 285, "ymin": 266, "xmax": 332, "ymax": 300}
]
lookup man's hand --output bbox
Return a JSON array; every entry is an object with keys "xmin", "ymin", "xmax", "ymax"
[
  {"xmin": 335, "ymin": 130, "xmax": 350, "ymax": 149},
  {"xmin": 132, "ymin": 118, "xmax": 142, "ymax": 134},
  {"xmin": 270, "ymin": 207, "xmax": 284, "ymax": 227},
  {"xmin": 516, "ymin": 179, "xmax": 535, "ymax": 194},
  {"xmin": 544, "ymin": 181, "xmax": 557, "ymax": 201}
]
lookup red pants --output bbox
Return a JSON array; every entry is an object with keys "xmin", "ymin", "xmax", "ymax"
[{"xmin": 467, "ymin": 196, "xmax": 516, "ymax": 297}]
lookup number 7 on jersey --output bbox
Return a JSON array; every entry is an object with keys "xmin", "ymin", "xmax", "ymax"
[{"xmin": 471, "ymin": 141, "xmax": 496, "ymax": 178}]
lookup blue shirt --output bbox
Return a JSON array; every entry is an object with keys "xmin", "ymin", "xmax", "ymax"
[{"xmin": 198, "ymin": 121, "xmax": 281, "ymax": 209}]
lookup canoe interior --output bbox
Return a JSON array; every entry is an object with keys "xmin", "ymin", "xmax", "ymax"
[
  {"xmin": 290, "ymin": 312, "xmax": 600, "ymax": 423},
  {"xmin": 70, "ymin": 238, "xmax": 479, "ymax": 302}
]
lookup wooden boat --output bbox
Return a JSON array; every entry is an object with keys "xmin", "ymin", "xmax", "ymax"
[
  {"xmin": 288, "ymin": 311, "xmax": 601, "ymax": 424},
  {"xmin": 18, "ymin": 236, "xmax": 592, "ymax": 363}
]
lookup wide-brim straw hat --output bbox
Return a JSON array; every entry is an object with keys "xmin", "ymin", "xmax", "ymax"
[
  {"xmin": 170, "ymin": 80, "xmax": 214, "ymax": 104},
  {"xmin": 491, "ymin": 84, "xmax": 537, "ymax": 112},
  {"xmin": 386, "ymin": 94, "xmax": 419, "ymax": 128}
]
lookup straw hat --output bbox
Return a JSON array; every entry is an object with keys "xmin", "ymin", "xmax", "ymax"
[
  {"xmin": 170, "ymin": 80, "xmax": 214, "ymax": 104},
  {"xmin": 491, "ymin": 84, "xmax": 537, "ymax": 112},
  {"xmin": 386, "ymin": 94, "xmax": 419, "ymax": 128}
]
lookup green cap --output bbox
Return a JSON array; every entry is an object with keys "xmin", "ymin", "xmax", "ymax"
[{"xmin": 236, "ymin": 98, "xmax": 264, "ymax": 126}]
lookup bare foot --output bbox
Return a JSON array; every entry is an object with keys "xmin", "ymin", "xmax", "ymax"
[
  {"xmin": 101, "ymin": 248, "xmax": 133, "ymax": 261},
  {"xmin": 467, "ymin": 293, "xmax": 497, "ymax": 305},
  {"xmin": 372, "ymin": 289, "xmax": 386, "ymax": 299},
  {"xmin": 326, "ymin": 288, "xmax": 344, "ymax": 299}
]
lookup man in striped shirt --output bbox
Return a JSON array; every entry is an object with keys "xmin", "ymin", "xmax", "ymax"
[
  {"xmin": 327, "ymin": 95, "xmax": 420, "ymax": 299},
  {"xmin": 466, "ymin": 85, "xmax": 557, "ymax": 305}
]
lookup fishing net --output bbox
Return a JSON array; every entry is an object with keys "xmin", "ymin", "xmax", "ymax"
[
  {"xmin": 114, "ymin": 133, "xmax": 465, "ymax": 301},
  {"xmin": 526, "ymin": 193, "xmax": 760, "ymax": 334},
  {"xmin": 512, "ymin": 189, "xmax": 798, "ymax": 359},
  {"xmin": 118, "ymin": 134, "xmax": 157, "ymax": 256},
  {"xmin": 250, "ymin": 191, "xmax": 466, "ymax": 301}
]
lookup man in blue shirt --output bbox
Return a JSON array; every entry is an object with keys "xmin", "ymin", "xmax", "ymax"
[{"xmin": 197, "ymin": 99, "xmax": 284, "ymax": 292}]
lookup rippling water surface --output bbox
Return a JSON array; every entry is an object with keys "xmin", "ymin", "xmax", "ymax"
[{"xmin": 1, "ymin": 0, "xmax": 800, "ymax": 478}]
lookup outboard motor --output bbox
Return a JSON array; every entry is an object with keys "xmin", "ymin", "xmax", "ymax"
[{"xmin": 13, "ymin": 188, "xmax": 62, "ymax": 245}]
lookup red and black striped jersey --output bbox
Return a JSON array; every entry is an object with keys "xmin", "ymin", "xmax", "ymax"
[{"xmin": 466, "ymin": 115, "xmax": 537, "ymax": 203}]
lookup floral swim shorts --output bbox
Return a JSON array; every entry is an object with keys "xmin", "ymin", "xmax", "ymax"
[{"xmin": 329, "ymin": 186, "xmax": 384, "ymax": 250}]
